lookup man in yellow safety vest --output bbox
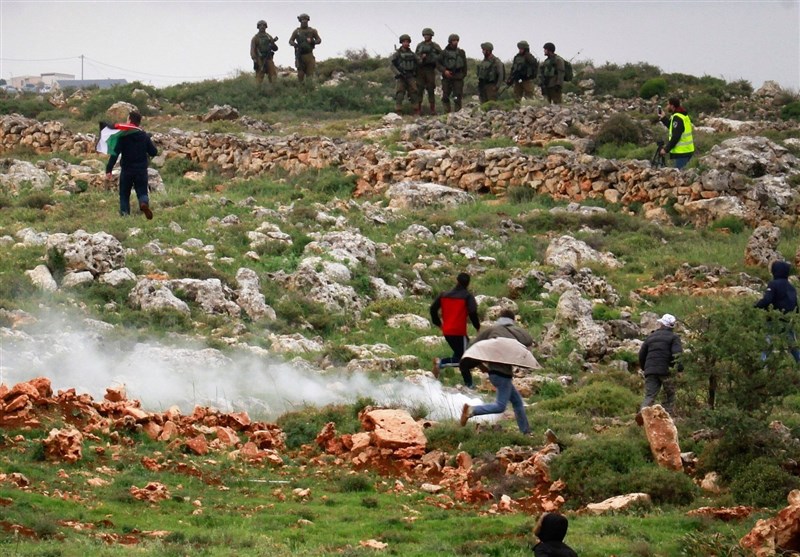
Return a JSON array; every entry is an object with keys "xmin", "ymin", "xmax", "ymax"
[{"xmin": 658, "ymin": 97, "xmax": 694, "ymax": 169}]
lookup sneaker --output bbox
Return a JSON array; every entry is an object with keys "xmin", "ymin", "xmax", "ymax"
[
  {"xmin": 432, "ymin": 358, "xmax": 440, "ymax": 379},
  {"xmin": 139, "ymin": 202, "xmax": 153, "ymax": 220},
  {"xmin": 459, "ymin": 404, "xmax": 471, "ymax": 427}
]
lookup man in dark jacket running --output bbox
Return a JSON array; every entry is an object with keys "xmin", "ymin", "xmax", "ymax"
[
  {"xmin": 104, "ymin": 111, "xmax": 157, "ymax": 219},
  {"xmin": 430, "ymin": 272, "xmax": 480, "ymax": 377},
  {"xmin": 755, "ymin": 260, "xmax": 800, "ymax": 363},
  {"xmin": 638, "ymin": 313, "xmax": 683, "ymax": 418}
]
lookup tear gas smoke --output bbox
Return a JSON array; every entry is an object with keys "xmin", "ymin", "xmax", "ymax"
[{"xmin": 0, "ymin": 311, "xmax": 496, "ymax": 424}]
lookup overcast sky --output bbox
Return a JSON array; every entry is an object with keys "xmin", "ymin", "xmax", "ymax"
[{"xmin": 1, "ymin": 0, "xmax": 798, "ymax": 91}]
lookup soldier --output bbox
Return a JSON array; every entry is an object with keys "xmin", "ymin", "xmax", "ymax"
[
  {"xmin": 415, "ymin": 28, "xmax": 442, "ymax": 115},
  {"xmin": 540, "ymin": 42, "xmax": 565, "ymax": 104},
  {"xmin": 476, "ymin": 42, "xmax": 505, "ymax": 103},
  {"xmin": 507, "ymin": 40, "xmax": 538, "ymax": 102},
  {"xmin": 437, "ymin": 33, "xmax": 467, "ymax": 113},
  {"xmin": 288, "ymin": 13, "xmax": 322, "ymax": 83},
  {"xmin": 390, "ymin": 34, "xmax": 421, "ymax": 115},
  {"xmin": 250, "ymin": 20, "xmax": 278, "ymax": 85}
]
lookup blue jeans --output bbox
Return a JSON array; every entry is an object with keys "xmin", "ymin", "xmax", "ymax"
[
  {"xmin": 471, "ymin": 373, "xmax": 530, "ymax": 434},
  {"xmin": 119, "ymin": 169, "xmax": 150, "ymax": 215},
  {"xmin": 761, "ymin": 324, "xmax": 800, "ymax": 364},
  {"xmin": 672, "ymin": 154, "xmax": 692, "ymax": 169}
]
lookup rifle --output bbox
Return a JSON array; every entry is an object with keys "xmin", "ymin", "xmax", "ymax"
[{"xmin": 651, "ymin": 140, "xmax": 666, "ymax": 168}]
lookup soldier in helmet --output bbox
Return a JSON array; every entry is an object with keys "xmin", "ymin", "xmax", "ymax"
[
  {"xmin": 476, "ymin": 42, "xmax": 505, "ymax": 104},
  {"xmin": 289, "ymin": 13, "xmax": 322, "ymax": 83},
  {"xmin": 390, "ymin": 34, "xmax": 421, "ymax": 115},
  {"xmin": 540, "ymin": 42, "xmax": 565, "ymax": 104},
  {"xmin": 415, "ymin": 28, "xmax": 442, "ymax": 115},
  {"xmin": 250, "ymin": 20, "xmax": 279, "ymax": 86},
  {"xmin": 437, "ymin": 33, "xmax": 467, "ymax": 113},
  {"xmin": 507, "ymin": 40, "xmax": 538, "ymax": 102}
]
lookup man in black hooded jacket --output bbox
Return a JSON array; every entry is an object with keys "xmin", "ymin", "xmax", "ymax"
[
  {"xmin": 638, "ymin": 313, "xmax": 683, "ymax": 418},
  {"xmin": 532, "ymin": 512, "xmax": 578, "ymax": 557},
  {"xmin": 755, "ymin": 260, "xmax": 800, "ymax": 363}
]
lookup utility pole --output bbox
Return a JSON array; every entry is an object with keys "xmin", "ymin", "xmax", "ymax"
[{"xmin": 81, "ymin": 55, "xmax": 84, "ymax": 80}]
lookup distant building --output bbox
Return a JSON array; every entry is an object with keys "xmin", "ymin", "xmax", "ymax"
[
  {"xmin": 10, "ymin": 75, "xmax": 43, "ymax": 88},
  {"xmin": 55, "ymin": 78, "xmax": 128, "ymax": 90},
  {"xmin": 40, "ymin": 73, "xmax": 75, "ymax": 86}
]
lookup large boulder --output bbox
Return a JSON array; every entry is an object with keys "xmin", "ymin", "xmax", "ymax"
[
  {"xmin": 545, "ymin": 235, "xmax": 623, "ymax": 269},
  {"xmin": 0, "ymin": 159, "xmax": 51, "ymax": 192},
  {"xmin": 744, "ymin": 224, "xmax": 782, "ymax": 268},
  {"xmin": 45, "ymin": 230, "xmax": 125, "ymax": 276},
  {"xmin": 640, "ymin": 404, "xmax": 682, "ymax": 471},
  {"xmin": 386, "ymin": 181, "xmax": 475, "ymax": 210},
  {"xmin": 740, "ymin": 490, "xmax": 800, "ymax": 556}
]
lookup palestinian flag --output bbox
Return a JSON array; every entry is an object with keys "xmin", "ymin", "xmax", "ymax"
[{"xmin": 96, "ymin": 122, "xmax": 142, "ymax": 155}]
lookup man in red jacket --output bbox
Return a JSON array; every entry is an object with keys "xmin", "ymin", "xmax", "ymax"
[{"xmin": 430, "ymin": 272, "xmax": 480, "ymax": 379}]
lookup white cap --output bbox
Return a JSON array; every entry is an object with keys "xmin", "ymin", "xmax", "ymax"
[{"xmin": 658, "ymin": 314, "xmax": 677, "ymax": 328}]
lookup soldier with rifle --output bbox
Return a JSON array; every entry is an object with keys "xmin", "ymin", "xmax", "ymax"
[
  {"xmin": 390, "ymin": 34, "xmax": 421, "ymax": 115},
  {"xmin": 288, "ymin": 13, "xmax": 322, "ymax": 83},
  {"xmin": 476, "ymin": 42, "xmax": 505, "ymax": 104},
  {"xmin": 415, "ymin": 28, "xmax": 442, "ymax": 115},
  {"xmin": 507, "ymin": 40, "xmax": 538, "ymax": 101},
  {"xmin": 250, "ymin": 20, "xmax": 279, "ymax": 86},
  {"xmin": 437, "ymin": 34, "xmax": 467, "ymax": 113}
]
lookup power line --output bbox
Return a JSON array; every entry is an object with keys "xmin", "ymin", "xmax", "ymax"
[{"xmin": 1, "ymin": 56, "xmax": 80, "ymax": 62}]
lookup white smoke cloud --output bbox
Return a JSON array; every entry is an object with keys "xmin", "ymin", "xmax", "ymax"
[{"xmin": 0, "ymin": 309, "xmax": 497, "ymax": 424}]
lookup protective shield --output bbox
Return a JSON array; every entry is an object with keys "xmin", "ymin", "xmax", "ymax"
[{"xmin": 462, "ymin": 337, "xmax": 541, "ymax": 369}]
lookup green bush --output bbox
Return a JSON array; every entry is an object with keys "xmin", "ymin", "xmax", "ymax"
[
  {"xmin": 626, "ymin": 466, "xmax": 698, "ymax": 505},
  {"xmin": 277, "ymin": 404, "xmax": 362, "ymax": 449},
  {"xmin": 780, "ymin": 101, "xmax": 800, "ymax": 121},
  {"xmin": 592, "ymin": 304, "xmax": 621, "ymax": 321},
  {"xmin": 161, "ymin": 156, "xmax": 200, "ymax": 178},
  {"xmin": 729, "ymin": 456, "xmax": 800, "ymax": 507},
  {"xmin": 685, "ymin": 93, "xmax": 721, "ymax": 115},
  {"xmin": 538, "ymin": 381, "xmax": 640, "ymax": 417},
  {"xmin": 639, "ymin": 78, "xmax": 668, "ymax": 99},
  {"xmin": 594, "ymin": 114, "xmax": 643, "ymax": 146},
  {"xmin": 708, "ymin": 215, "xmax": 746, "ymax": 234}
]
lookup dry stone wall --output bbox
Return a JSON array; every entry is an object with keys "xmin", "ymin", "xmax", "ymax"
[{"xmin": 1, "ymin": 113, "xmax": 797, "ymax": 225}]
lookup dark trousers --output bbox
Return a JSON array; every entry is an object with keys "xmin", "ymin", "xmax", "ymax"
[
  {"xmin": 641, "ymin": 374, "xmax": 675, "ymax": 415},
  {"xmin": 440, "ymin": 335, "xmax": 468, "ymax": 367},
  {"xmin": 119, "ymin": 169, "xmax": 149, "ymax": 215}
]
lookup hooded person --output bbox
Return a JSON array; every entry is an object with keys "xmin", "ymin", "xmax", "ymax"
[
  {"xmin": 755, "ymin": 260, "xmax": 800, "ymax": 363},
  {"xmin": 637, "ymin": 313, "xmax": 683, "ymax": 420},
  {"xmin": 533, "ymin": 513, "xmax": 578, "ymax": 557}
]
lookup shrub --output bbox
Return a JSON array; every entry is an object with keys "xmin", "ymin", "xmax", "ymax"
[
  {"xmin": 339, "ymin": 474, "xmax": 374, "ymax": 493},
  {"xmin": 685, "ymin": 93, "xmax": 721, "ymax": 115},
  {"xmin": 161, "ymin": 156, "xmax": 200, "ymax": 178},
  {"xmin": 729, "ymin": 456, "xmax": 800, "ymax": 507},
  {"xmin": 277, "ymin": 404, "xmax": 362, "ymax": 449},
  {"xmin": 592, "ymin": 304, "xmax": 621, "ymax": 321},
  {"xmin": 708, "ymin": 215, "xmax": 746, "ymax": 234},
  {"xmin": 538, "ymin": 381, "xmax": 640, "ymax": 417},
  {"xmin": 626, "ymin": 466, "xmax": 697, "ymax": 505},
  {"xmin": 781, "ymin": 101, "xmax": 800, "ymax": 121},
  {"xmin": 17, "ymin": 191, "xmax": 53, "ymax": 209},
  {"xmin": 594, "ymin": 113, "xmax": 643, "ymax": 146},
  {"xmin": 639, "ymin": 78, "xmax": 668, "ymax": 99}
]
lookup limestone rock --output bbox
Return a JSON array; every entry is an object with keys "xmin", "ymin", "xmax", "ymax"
[{"xmin": 641, "ymin": 404, "xmax": 682, "ymax": 471}]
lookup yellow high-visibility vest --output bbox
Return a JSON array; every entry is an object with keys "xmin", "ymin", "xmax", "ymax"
[{"xmin": 669, "ymin": 113, "xmax": 694, "ymax": 154}]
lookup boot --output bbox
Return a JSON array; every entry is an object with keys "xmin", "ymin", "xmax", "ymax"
[{"xmin": 429, "ymin": 102, "xmax": 436, "ymax": 115}]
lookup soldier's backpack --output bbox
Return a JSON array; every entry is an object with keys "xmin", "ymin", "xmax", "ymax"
[{"xmin": 562, "ymin": 58, "xmax": 574, "ymax": 82}]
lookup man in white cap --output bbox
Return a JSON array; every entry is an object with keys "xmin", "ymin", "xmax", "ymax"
[{"xmin": 637, "ymin": 313, "xmax": 683, "ymax": 421}]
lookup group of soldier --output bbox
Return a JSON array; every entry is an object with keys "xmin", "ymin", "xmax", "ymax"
[
  {"xmin": 250, "ymin": 14, "xmax": 321, "ymax": 85},
  {"xmin": 250, "ymin": 17, "xmax": 567, "ymax": 114},
  {"xmin": 392, "ymin": 31, "xmax": 566, "ymax": 115}
]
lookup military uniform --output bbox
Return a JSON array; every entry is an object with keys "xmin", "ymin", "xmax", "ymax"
[
  {"xmin": 508, "ymin": 42, "xmax": 538, "ymax": 101},
  {"xmin": 540, "ymin": 46, "xmax": 565, "ymax": 104},
  {"xmin": 289, "ymin": 14, "xmax": 322, "ymax": 83},
  {"xmin": 415, "ymin": 29, "xmax": 442, "ymax": 114},
  {"xmin": 437, "ymin": 35, "xmax": 467, "ymax": 113},
  {"xmin": 477, "ymin": 43, "xmax": 505, "ymax": 103},
  {"xmin": 250, "ymin": 21, "xmax": 278, "ymax": 85},
  {"xmin": 391, "ymin": 36, "xmax": 421, "ymax": 114}
]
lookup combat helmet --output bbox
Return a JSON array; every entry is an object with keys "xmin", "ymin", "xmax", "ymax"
[
  {"xmin": 256, "ymin": 20, "xmax": 267, "ymax": 28},
  {"xmin": 481, "ymin": 42, "xmax": 494, "ymax": 51},
  {"xmin": 448, "ymin": 33, "xmax": 460, "ymax": 42},
  {"xmin": 422, "ymin": 28, "xmax": 434, "ymax": 37},
  {"xmin": 399, "ymin": 34, "xmax": 411, "ymax": 43},
  {"xmin": 517, "ymin": 40, "xmax": 529, "ymax": 49},
  {"xmin": 297, "ymin": 13, "xmax": 310, "ymax": 21}
]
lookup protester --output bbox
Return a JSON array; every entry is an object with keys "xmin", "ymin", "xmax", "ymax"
[
  {"xmin": 532, "ymin": 513, "xmax": 579, "ymax": 557},
  {"xmin": 430, "ymin": 272, "xmax": 480, "ymax": 377},
  {"xmin": 658, "ymin": 97, "xmax": 695, "ymax": 169},
  {"xmin": 637, "ymin": 313, "xmax": 683, "ymax": 420},
  {"xmin": 459, "ymin": 309, "xmax": 533, "ymax": 434},
  {"xmin": 103, "ymin": 111, "xmax": 157, "ymax": 219},
  {"xmin": 755, "ymin": 260, "xmax": 800, "ymax": 363}
]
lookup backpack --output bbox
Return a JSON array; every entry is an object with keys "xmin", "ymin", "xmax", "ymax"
[{"xmin": 563, "ymin": 58, "xmax": 574, "ymax": 82}]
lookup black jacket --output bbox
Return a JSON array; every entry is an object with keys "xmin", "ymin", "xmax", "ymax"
[
  {"xmin": 638, "ymin": 327, "xmax": 683, "ymax": 376},
  {"xmin": 106, "ymin": 130, "xmax": 157, "ymax": 173},
  {"xmin": 755, "ymin": 260, "xmax": 798, "ymax": 314},
  {"xmin": 533, "ymin": 514, "xmax": 578, "ymax": 557}
]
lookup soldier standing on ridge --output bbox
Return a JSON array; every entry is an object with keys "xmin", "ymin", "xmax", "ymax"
[
  {"xmin": 289, "ymin": 13, "xmax": 322, "ymax": 83},
  {"xmin": 250, "ymin": 20, "xmax": 278, "ymax": 86},
  {"xmin": 508, "ymin": 40, "xmax": 538, "ymax": 102},
  {"xmin": 438, "ymin": 33, "xmax": 467, "ymax": 113},
  {"xmin": 390, "ymin": 34, "xmax": 421, "ymax": 115},
  {"xmin": 415, "ymin": 28, "xmax": 442, "ymax": 115},
  {"xmin": 540, "ymin": 42, "xmax": 565, "ymax": 104},
  {"xmin": 476, "ymin": 42, "xmax": 505, "ymax": 103}
]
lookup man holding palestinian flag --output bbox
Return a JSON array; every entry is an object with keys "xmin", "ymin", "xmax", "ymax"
[{"xmin": 98, "ymin": 110, "xmax": 157, "ymax": 219}]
